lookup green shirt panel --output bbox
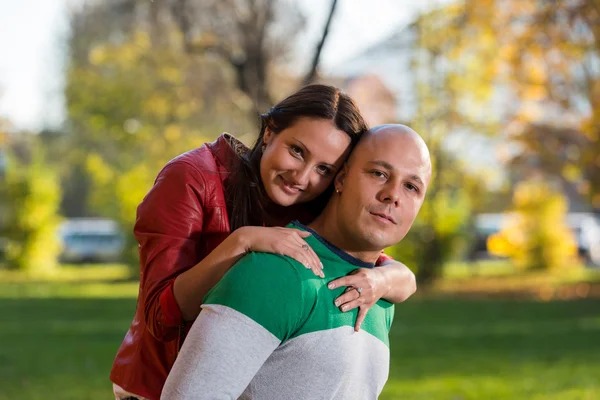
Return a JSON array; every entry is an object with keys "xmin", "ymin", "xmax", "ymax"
[
  {"xmin": 203, "ymin": 251, "xmax": 316, "ymax": 342},
  {"xmin": 203, "ymin": 226, "xmax": 394, "ymax": 346}
]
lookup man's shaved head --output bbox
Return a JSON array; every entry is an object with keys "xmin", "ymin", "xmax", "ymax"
[
  {"xmin": 310, "ymin": 124, "xmax": 433, "ymax": 261},
  {"xmin": 348, "ymin": 124, "xmax": 431, "ymax": 184}
]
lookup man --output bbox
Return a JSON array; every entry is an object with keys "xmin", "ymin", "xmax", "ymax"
[{"xmin": 161, "ymin": 124, "xmax": 432, "ymax": 400}]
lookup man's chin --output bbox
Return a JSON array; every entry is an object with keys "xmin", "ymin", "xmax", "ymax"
[{"xmin": 357, "ymin": 230, "xmax": 393, "ymax": 250}]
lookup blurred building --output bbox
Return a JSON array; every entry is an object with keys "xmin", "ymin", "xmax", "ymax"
[
  {"xmin": 323, "ymin": 74, "xmax": 397, "ymax": 126},
  {"xmin": 328, "ymin": 24, "xmax": 417, "ymax": 123}
]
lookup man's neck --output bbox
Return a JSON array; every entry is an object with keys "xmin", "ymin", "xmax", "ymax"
[{"xmin": 307, "ymin": 214, "xmax": 382, "ymax": 265}]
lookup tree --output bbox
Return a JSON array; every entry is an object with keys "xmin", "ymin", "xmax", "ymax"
[
  {"xmin": 0, "ymin": 138, "xmax": 62, "ymax": 272},
  {"xmin": 487, "ymin": 180, "xmax": 579, "ymax": 271},
  {"xmin": 170, "ymin": 0, "xmax": 341, "ymax": 110},
  {"xmin": 449, "ymin": 0, "xmax": 600, "ymax": 209},
  {"xmin": 385, "ymin": 5, "xmax": 498, "ymax": 285}
]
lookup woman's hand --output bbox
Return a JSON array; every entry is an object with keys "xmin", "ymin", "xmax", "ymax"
[
  {"xmin": 237, "ymin": 226, "xmax": 324, "ymax": 278},
  {"xmin": 327, "ymin": 268, "xmax": 390, "ymax": 332}
]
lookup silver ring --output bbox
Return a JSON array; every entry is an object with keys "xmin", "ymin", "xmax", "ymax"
[
  {"xmin": 356, "ymin": 287, "xmax": 363, "ymax": 296},
  {"xmin": 301, "ymin": 244, "xmax": 309, "ymax": 251}
]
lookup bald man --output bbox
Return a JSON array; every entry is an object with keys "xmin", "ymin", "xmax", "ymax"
[{"xmin": 162, "ymin": 124, "xmax": 432, "ymax": 400}]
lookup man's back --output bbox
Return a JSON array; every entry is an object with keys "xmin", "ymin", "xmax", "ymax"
[{"xmin": 162, "ymin": 222, "xmax": 394, "ymax": 400}]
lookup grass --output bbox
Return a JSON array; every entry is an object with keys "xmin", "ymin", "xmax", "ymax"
[
  {"xmin": 1, "ymin": 264, "xmax": 599, "ymax": 400},
  {"xmin": 381, "ymin": 298, "xmax": 600, "ymax": 400}
]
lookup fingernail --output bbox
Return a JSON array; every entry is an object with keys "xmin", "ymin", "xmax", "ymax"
[
  {"xmin": 334, "ymin": 301, "xmax": 340, "ymax": 307},
  {"xmin": 328, "ymin": 283, "xmax": 335, "ymax": 289},
  {"xmin": 320, "ymin": 262, "xmax": 324, "ymax": 269},
  {"xmin": 342, "ymin": 306, "xmax": 347, "ymax": 312}
]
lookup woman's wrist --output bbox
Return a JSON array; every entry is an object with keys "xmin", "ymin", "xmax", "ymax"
[
  {"xmin": 376, "ymin": 267, "xmax": 393, "ymax": 299},
  {"xmin": 230, "ymin": 226, "xmax": 252, "ymax": 255}
]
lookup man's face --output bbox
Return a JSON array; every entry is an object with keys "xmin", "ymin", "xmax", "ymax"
[{"xmin": 334, "ymin": 129, "xmax": 431, "ymax": 251}]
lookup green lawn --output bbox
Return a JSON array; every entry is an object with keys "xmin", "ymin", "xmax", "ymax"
[{"xmin": 1, "ymin": 267, "xmax": 599, "ymax": 400}]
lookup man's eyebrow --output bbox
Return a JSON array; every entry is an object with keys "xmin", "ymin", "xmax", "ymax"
[
  {"xmin": 409, "ymin": 174, "xmax": 425, "ymax": 187},
  {"xmin": 368, "ymin": 160, "xmax": 394, "ymax": 170}
]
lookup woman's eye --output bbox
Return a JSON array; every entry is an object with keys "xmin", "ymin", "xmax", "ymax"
[
  {"xmin": 316, "ymin": 165, "xmax": 332, "ymax": 175},
  {"xmin": 290, "ymin": 145, "xmax": 303, "ymax": 157}
]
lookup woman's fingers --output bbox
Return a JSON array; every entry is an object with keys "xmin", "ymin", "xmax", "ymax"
[
  {"xmin": 354, "ymin": 307, "xmax": 369, "ymax": 332},
  {"xmin": 278, "ymin": 243, "xmax": 324, "ymax": 278},
  {"xmin": 245, "ymin": 227, "xmax": 322, "ymax": 276},
  {"xmin": 326, "ymin": 268, "xmax": 383, "ymax": 332},
  {"xmin": 336, "ymin": 298, "xmax": 363, "ymax": 313},
  {"xmin": 281, "ymin": 230, "xmax": 322, "ymax": 276},
  {"xmin": 296, "ymin": 230, "xmax": 312, "ymax": 238},
  {"xmin": 332, "ymin": 286, "xmax": 374, "ymax": 331},
  {"xmin": 334, "ymin": 287, "xmax": 361, "ymax": 309},
  {"xmin": 328, "ymin": 272, "xmax": 372, "ymax": 292}
]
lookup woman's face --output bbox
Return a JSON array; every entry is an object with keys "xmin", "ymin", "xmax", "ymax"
[{"xmin": 260, "ymin": 117, "xmax": 353, "ymax": 207}]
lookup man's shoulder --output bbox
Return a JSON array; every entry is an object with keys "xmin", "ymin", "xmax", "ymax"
[
  {"xmin": 204, "ymin": 251, "xmax": 316, "ymax": 341},
  {"xmin": 231, "ymin": 251, "xmax": 316, "ymax": 284}
]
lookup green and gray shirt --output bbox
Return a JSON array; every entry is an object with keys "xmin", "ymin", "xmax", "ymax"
[{"xmin": 162, "ymin": 222, "xmax": 395, "ymax": 400}]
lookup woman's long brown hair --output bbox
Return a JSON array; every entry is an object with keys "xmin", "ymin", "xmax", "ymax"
[{"xmin": 225, "ymin": 84, "xmax": 368, "ymax": 231}]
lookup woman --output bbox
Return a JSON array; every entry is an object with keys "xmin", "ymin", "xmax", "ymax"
[{"xmin": 111, "ymin": 84, "xmax": 416, "ymax": 400}]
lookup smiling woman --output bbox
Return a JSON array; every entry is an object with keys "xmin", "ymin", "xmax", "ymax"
[{"xmin": 225, "ymin": 84, "xmax": 365, "ymax": 230}]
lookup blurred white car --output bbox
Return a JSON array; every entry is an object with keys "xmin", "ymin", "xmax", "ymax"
[
  {"xmin": 59, "ymin": 218, "xmax": 125, "ymax": 263},
  {"xmin": 567, "ymin": 213, "xmax": 600, "ymax": 267}
]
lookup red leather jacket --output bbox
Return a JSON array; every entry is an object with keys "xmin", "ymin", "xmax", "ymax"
[
  {"xmin": 110, "ymin": 134, "xmax": 240, "ymax": 399},
  {"xmin": 110, "ymin": 134, "xmax": 394, "ymax": 400}
]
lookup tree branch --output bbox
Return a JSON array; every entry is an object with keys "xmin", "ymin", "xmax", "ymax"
[{"xmin": 302, "ymin": 0, "xmax": 338, "ymax": 85}]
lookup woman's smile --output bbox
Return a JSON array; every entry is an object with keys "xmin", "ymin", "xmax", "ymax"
[{"xmin": 277, "ymin": 176, "xmax": 303, "ymax": 195}]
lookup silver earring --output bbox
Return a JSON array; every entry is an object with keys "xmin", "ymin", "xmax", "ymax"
[{"xmin": 262, "ymin": 144, "xmax": 267, "ymax": 152}]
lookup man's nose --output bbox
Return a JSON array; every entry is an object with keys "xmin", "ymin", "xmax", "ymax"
[{"xmin": 379, "ymin": 183, "xmax": 401, "ymax": 205}]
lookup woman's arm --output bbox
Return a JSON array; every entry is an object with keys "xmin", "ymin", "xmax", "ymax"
[
  {"xmin": 328, "ymin": 259, "xmax": 416, "ymax": 304},
  {"xmin": 172, "ymin": 229, "xmax": 248, "ymax": 321},
  {"xmin": 327, "ymin": 258, "xmax": 416, "ymax": 331},
  {"xmin": 174, "ymin": 226, "xmax": 324, "ymax": 321},
  {"xmin": 376, "ymin": 259, "xmax": 417, "ymax": 303}
]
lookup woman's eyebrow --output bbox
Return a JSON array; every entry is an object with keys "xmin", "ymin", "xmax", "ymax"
[{"xmin": 293, "ymin": 137, "xmax": 337, "ymax": 168}]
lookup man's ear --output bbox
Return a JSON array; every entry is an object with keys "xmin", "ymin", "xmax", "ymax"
[{"xmin": 334, "ymin": 163, "xmax": 349, "ymax": 193}]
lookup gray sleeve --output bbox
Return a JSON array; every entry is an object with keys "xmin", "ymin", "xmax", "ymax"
[{"xmin": 161, "ymin": 304, "xmax": 281, "ymax": 400}]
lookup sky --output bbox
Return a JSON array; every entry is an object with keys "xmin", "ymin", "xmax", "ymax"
[{"xmin": 0, "ymin": 0, "xmax": 442, "ymax": 131}]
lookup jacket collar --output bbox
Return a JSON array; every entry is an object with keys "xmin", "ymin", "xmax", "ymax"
[{"xmin": 207, "ymin": 133, "xmax": 248, "ymax": 173}]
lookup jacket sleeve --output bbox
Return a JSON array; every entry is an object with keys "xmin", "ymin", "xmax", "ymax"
[
  {"xmin": 134, "ymin": 160, "xmax": 206, "ymax": 342},
  {"xmin": 376, "ymin": 252, "xmax": 394, "ymax": 265}
]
